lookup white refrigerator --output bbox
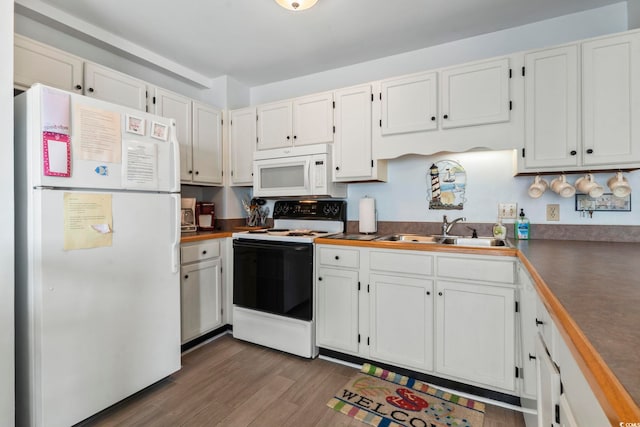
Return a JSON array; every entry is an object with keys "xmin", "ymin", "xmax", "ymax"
[{"xmin": 14, "ymin": 84, "xmax": 182, "ymax": 427}]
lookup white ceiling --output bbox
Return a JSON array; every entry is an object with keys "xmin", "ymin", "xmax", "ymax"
[{"xmin": 19, "ymin": 0, "xmax": 626, "ymax": 87}]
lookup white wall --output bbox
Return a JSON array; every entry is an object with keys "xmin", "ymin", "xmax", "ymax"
[
  {"xmin": 1, "ymin": 0, "xmax": 14, "ymax": 424},
  {"xmin": 629, "ymin": 0, "xmax": 640, "ymax": 28},
  {"xmin": 348, "ymin": 151, "xmax": 640, "ymax": 226},
  {"xmin": 250, "ymin": 3, "xmax": 628, "ymax": 104}
]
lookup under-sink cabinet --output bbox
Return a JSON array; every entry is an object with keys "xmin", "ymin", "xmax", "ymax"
[
  {"xmin": 315, "ymin": 245, "xmax": 519, "ymax": 395},
  {"xmin": 180, "ymin": 239, "xmax": 224, "ymax": 344}
]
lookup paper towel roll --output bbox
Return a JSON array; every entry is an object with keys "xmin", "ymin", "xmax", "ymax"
[{"xmin": 359, "ymin": 197, "xmax": 377, "ymax": 234}]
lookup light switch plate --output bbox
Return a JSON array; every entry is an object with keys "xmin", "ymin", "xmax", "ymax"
[
  {"xmin": 547, "ymin": 204, "xmax": 560, "ymax": 221},
  {"xmin": 498, "ymin": 203, "xmax": 517, "ymax": 219}
]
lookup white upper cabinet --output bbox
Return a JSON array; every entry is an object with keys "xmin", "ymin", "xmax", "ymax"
[
  {"xmin": 582, "ymin": 32, "xmax": 640, "ymax": 166},
  {"xmin": 14, "ymin": 35, "xmax": 83, "ymax": 93},
  {"xmin": 152, "ymin": 88, "xmax": 193, "ymax": 182},
  {"xmin": 293, "ymin": 92, "xmax": 334, "ymax": 146},
  {"xmin": 192, "ymin": 101, "xmax": 223, "ymax": 185},
  {"xmin": 84, "ymin": 62, "xmax": 148, "ymax": 111},
  {"xmin": 522, "ymin": 45, "xmax": 580, "ymax": 169},
  {"xmin": 440, "ymin": 58, "xmax": 511, "ymax": 129},
  {"xmin": 257, "ymin": 100, "xmax": 292, "ymax": 150},
  {"xmin": 333, "ymin": 84, "xmax": 387, "ymax": 182},
  {"xmin": 380, "ymin": 72, "xmax": 438, "ymax": 135},
  {"xmin": 518, "ymin": 30, "xmax": 640, "ymax": 173},
  {"xmin": 257, "ymin": 91, "xmax": 334, "ymax": 150},
  {"xmin": 229, "ymin": 107, "xmax": 257, "ymax": 186},
  {"xmin": 373, "ymin": 55, "xmax": 520, "ymax": 159}
]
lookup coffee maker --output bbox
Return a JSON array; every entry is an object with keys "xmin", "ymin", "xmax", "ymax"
[
  {"xmin": 181, "ymin": 198, "xmax": 197, "ymax": 232},
  {"xmin": 196, "ymin": 202, "xmax": 215, "ymax": 231}
]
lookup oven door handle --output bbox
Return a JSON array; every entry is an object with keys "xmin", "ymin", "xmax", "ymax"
[{"xmin": 234, "ymin": 239, "xmax": 310, "ymax": 251}]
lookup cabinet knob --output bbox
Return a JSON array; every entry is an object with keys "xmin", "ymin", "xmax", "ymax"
[
  {"xmin": 426, "ymin": 291, "xmax": 431, "ymax": 295},
  {"xmin": 188, "ymin": 170, "xmax": 193, "ymax": 174},
  {"xmin": 443, "ymin": 114, "xmax": 448, "ymax": 119},
  {"xmin": 438, "ymin": 291, "xmax": 443, "ymax": 296},
  {"xmin": 195, "ymin": 171, "xmax": 199, "ymax": 175},
  {"xmin": 318, "ymin": 277, "xmax": 323, "ymax": 281},
  {"xmin": 75, "ymin": 84, "xmax": 82, "ymax": 90},
  {"xmin": 293, "ymin": 135, "xmax": 297, "ymax": 139},
  {"xmin": 528, "ymin": 353, "xmax": 537, "ymax": 361},
  {"xmin": 431, "ymin": 116, "xmax": 436, "ymax": 121},
  {"xmin": 184, "ymin": 274, "xmax": 189, "ymax": 279},
  {"xmin": 570, "ymin": 150, "xmax": 577, "ymax": 156},
  {"xmin": 335, "ymin": 166, "xmax": 340, "ymax": 171},
  {"xmin": 202, "ymin": 250, "xmax": 207, "ymax": 255},
  {"xmin": 88, "ymin": 87, "xmax": 94, "ymax": 93},
  {"xmin": 334, "ymin": 255, "xmax": 340, "ymax": 260},
  {"xmin": 286, "ymin": 136, "xmax": 290, "ymax": 140},
  {"xmin": 535, "ymin": 318, "xmax": 545, "ymax": 326},
  {"xmin": 586, "ymin": 148, "xmax": 594, "ymax": 154}
]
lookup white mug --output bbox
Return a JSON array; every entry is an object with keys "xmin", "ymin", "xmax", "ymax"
[
  {"xmin": 528, "ymin": 175, "xmax": 548, "ymax": 198},
  {"xmin": 550, "ymin": 175, "xmax": 576, "ymax": 198},
  {"xmin": 575, "ymin": 173, "xmax": 604, "ymax": 198},
  {"xmin": 607, "ymin": 172, "xmax": 632, "ymax": 198}
]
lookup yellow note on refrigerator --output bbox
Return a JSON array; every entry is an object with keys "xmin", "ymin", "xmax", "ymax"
[{"xmin": 63, "ymin": 192, "xmax": 113, "ymax": 250}]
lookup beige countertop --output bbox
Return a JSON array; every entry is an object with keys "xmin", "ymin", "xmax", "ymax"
[
  {"xmin": 180, "ymin": 231, "xmax": 231, "ymax": 243},
  {"xmin": 316, "ymin": 236, "xmax": 640, "ymax": 424}
]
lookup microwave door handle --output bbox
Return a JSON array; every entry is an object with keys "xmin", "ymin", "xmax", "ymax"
[{"xmin": 305, "ymin": 159, "xmax": 311, "ymax": 192}]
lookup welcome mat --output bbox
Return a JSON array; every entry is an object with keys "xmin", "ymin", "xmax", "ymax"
[{"xmin": 328, "ymin": 363, "xmax": 485, "ymax": 427}]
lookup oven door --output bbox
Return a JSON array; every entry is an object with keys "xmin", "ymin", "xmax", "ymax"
[{"xmin": 233, "ymin": 239, "xmax": 313, "ymax": 321}]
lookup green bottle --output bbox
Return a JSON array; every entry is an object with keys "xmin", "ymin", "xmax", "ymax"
[{"xmin": 515, "ymin": 209, "xmax": 530, "ymax": 240}]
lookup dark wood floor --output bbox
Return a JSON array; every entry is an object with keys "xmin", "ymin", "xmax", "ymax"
[{"xmin": 82, "ymin": 334, "xmax": 525, "ymax": 426}]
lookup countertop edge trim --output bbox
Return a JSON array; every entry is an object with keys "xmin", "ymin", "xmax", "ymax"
[
  {"xmin": 517, "ymin": 252, "xmax": 640, "ymax": 425},
  {"xmin": 180, "ymin": 232, "xmax": 232, "ymax": 243}
]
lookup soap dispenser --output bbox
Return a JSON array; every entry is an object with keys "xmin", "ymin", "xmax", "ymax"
[{"xmin": 515, "ymin": 209, "xmax": 530, "ymax": 240}]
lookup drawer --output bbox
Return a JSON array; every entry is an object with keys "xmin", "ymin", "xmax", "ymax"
[
  {"xmin": 369, "ymin": 250, "xmax": 433, "ymax": 276},
  {"xmin": 317, "ymin": 246, "xmax": 359, "ymax": 268},
  {"xmin": 437, "ymin": 256, "xmax": 515, "ymax": 284},
  {"xmin": 181, "ymin": 240, "xmax": 220, "ymax": 264}
]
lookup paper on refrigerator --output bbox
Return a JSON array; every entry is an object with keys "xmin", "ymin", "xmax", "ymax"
[
  {"xmin": 75, "ymin": 104, "xmax": 122, "ymax": 163},
  {"xmin": 63, "ymin": 192, "xmax": 113, "ymax": 250}
]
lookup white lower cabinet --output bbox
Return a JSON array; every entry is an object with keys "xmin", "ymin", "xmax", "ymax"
[
  {"xmin": 369, "ymin": 274, "xmax": 434, "ymax": 372},
  {"xmin": 435, "ymin": 280, "xmax": 515, "ymax": 391},
  {"xmin": 316, "ymin": 267, "xmax": 360, "ymax": 353},
  {"xmin": 315, "ymin": 245, "xmax": 517, "ymax": 394},
  {"xmin": 180, "ymin": 239, "xmax": 224, "ymax": 344}
]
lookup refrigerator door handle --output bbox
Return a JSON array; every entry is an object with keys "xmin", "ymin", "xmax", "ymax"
[
  {"xmin": 171, "ymin": 193, "xmax": 180, "ymax": 273},
  {"xmin": 168, "ymin": 119, "xmax": 180, "ymax": 192}
]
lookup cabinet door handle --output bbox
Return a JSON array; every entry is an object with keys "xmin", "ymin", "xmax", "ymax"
[
  {"xmin": 202, "ymin": 250, "xmax": 207, "ymax": 255},
  {"xmin": 570, "ymin": 150, "xmax": 577, "ymax": 156},
  {"xmin": 335, "ymin": 166, "xmax": 340, "ymax": 171},
  {"xmin": 286, "ymin": 136, "xmax": 290, "ymax": 140},
  {"xmin": 438, "ymin": 291, "xmax": 443, "ymax": 296},
  {"xmin": 195, "ymin": 171, "xmax": 199, "ymax": 175},
  {"xmin": 318, "ymin": 277, "xmax": 323, "ymax": 281},
  {"xmin": 586, "ymin": 148, "xmax": 594, "ymax": 154},
  {"xmin": 528, "ymin": 353, "xmax": 537, "ymax": 361},
  {"xmin": 88, "ymin": 87, "xmax": 94, "ymax": 93},
  {"xmin": 443, "ymin": 114, "xmax": 448, "ymax": 119},
  {"xmin": 334, "ymin": 255, "xmax": 340, "ymax": 260},
  {"xmin": 535, "ymin": 318, "xmax": 545, "ymax": 326},
  {"xmin": 184, "ymin": 274, "xmax": 189, "ymax": 279},
  {"xmin": 426, "ymin": 291, "xmax": 431, "ymax": 295},
  {"xmin": 188, "ymin": 170, "xmax": 193, "ymax": 175},
  {"xmin": 431, "ymin": 116, "xmax": 436, "ymax": 121},
  {"xmin": 293, "ymin": 135, "xmax": 297, "ymax": 139},
  {"xmin": 75, "ymin": 84, "xmax": 82, "ymax": 90}
]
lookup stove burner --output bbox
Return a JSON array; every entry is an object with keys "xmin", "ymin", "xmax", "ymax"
[{"xmin": 267, "ymin": 228, "xmax": 289, "ymax": 232}]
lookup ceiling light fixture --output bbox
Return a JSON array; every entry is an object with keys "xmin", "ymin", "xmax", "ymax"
[{"xmin": 274, "ymin": 0, "xmax": 318, "ymax": 11}]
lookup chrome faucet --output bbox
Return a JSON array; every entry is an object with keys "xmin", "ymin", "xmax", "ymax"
[{"xmin": 442, "ymin": 215, "xmax": 466, "ymax": 236}]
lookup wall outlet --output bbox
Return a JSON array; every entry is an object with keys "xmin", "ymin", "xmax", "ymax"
[
  {"xmin": 498, "ymin": 203, "xmax": 517, "ymax": 219},
  {"xmin": 547, "ymin": 204, "xmax": 560, "ymax": 221}
]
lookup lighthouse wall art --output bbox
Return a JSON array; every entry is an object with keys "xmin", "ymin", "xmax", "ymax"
[{"xmin": 429, "ymin": 160, "xmax": 467, "ymax": 210}]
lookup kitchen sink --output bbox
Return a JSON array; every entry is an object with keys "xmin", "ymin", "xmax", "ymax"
[
  {"xmin": 374, "ymin": 234, "xmax": 440, "ymax": 243},
  {"xmin": 374, "ymin": 234, "xmax": 510, "ymax": 247},
  {"xmin": 440, "ymin": 236, "xmax": 509, "ymax": 247}
]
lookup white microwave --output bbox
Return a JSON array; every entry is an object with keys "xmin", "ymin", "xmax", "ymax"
[{"xmin": 253, "ymin": 144, "xmax": 347, "ymax": 198}]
